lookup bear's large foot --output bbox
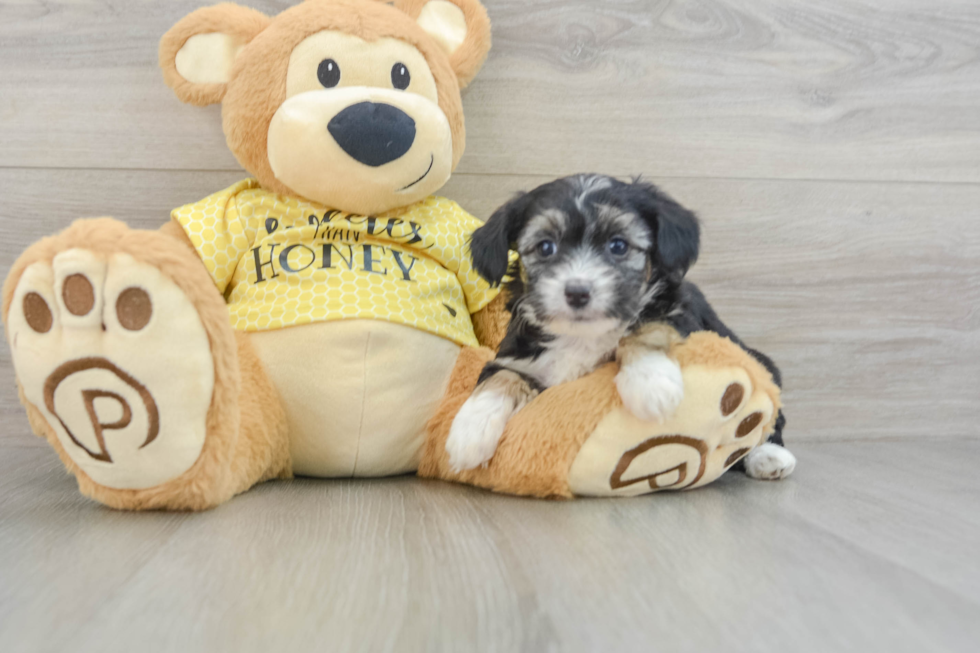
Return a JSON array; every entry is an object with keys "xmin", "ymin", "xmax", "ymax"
[
  {"xmin": 421, "ymin": 332, "xmax": 785, "ymax": 499},
  {"xmin": 3, "ymin": 219, "xmax": 286, "ymax": 510},
  {"xmin": 568, "ymin": 360, "xmax": 778, "ymax": 496},
  {"xmin": 8, "ymin": 247, "xmax": 215, "ymax": 490}
]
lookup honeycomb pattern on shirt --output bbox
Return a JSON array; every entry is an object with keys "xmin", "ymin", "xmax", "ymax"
[{"xmin": 172, "ymin": 179, "xmax": 503, "ymax": 347}]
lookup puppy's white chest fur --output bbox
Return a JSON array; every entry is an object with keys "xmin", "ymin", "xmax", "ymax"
[{"xmin": 504, "ymin": 327, "xmax": 626, "ymax": 388}]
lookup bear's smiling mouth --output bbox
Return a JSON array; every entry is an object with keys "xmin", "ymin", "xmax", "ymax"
[{"xmin": 397, "ymin": 154, "xmax": 435, "ymax": 192}]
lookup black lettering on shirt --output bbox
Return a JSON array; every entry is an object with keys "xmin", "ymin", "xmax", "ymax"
[
  {"xmin": 252, "ymin": 243, "xmax": 280, "ymax": 283},
  {"xmin": 321, "ymin": 243, "xmax": 355, "ymax": 271},
  {"xmin": 405, "ymin": 222, "xmax": 424, "ymax": 245},
  {"xmin": 362, "ymin": 244, "xmax": 387, "ymax": 275},
  {"xmin": 391, "ymin": 250, "xmax": 419, "ymax": 281},
  {"xmin": 279, "ymin": 243, "xmax": 316, "ymax": 274}
]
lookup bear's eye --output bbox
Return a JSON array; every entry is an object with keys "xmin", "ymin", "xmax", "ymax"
[
  {"xmin": 391, "ymin": 63, "xmax": 410, "ymax": 90},
  {"xmin": 317, "ymin": 59, "xmax": 340, "ymax": 88}
]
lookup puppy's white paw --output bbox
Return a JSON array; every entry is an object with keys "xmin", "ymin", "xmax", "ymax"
[
  {"xmin": 744, "ymin": 443, "xmax": 796, "ymax": 480},
  {"xmin": 615, "ymin": 353, "xmax": 685, "ymax": 422},
  {"xmin": 446, "ymin": 391, "xmax": 516, "ymax": 473}
]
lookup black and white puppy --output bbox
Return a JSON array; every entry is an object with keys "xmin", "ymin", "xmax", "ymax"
[{"xmin": 446, "ymin": 174, "xmax": 796, "ymax": 480}]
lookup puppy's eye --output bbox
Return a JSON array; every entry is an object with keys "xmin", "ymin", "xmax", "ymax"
[
  {"xmin": 608, "ymin": 238, "xmax": 629, "ymax": 256},
  {"xmin": 537, "ymin": 240, "xmax": 558, "ymax": 257},
  {"xmin": 391, "ymin": 63, "xmax": 411, "ymax": 90},
  {"xmin": 318, "ymin": 59, "xmax": 341, "ymax": 88}
]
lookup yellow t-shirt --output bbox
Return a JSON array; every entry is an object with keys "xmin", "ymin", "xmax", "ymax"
[{"xmin": 172, "ymin": 179, "xmax": 500, "ymax": 347}]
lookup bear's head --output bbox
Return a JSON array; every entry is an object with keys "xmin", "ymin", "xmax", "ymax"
[{"xmin": 160, "ymin": 0, "xmax": 491, "ymax": 215}]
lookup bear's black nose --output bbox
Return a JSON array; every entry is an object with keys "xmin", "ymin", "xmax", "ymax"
[{"xmin": 327, "ymin": 102, "xmax": 416, "ymax": 167}]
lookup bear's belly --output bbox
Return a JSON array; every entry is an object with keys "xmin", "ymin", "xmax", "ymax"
[{"xmin": 249, "ymin": 320, "xmax": 461, "ymax": 477}]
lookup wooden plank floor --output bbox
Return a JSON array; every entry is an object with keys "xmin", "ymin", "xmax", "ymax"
[
  {"xmin": 1, "ymin": 0, "xmax": 979, "ymax": 650},
  {"xmin": 2, "ymin": 440, "xmax": 979, "ymax": 652}
]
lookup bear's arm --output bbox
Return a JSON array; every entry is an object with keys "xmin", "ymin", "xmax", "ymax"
[
  {"xmin": 160, "ymin": 218, "xmax": 197, "ymax": 253},
  {"xmin": 471, "ymin": 291, "xmax": 509, "ymax": 352}
]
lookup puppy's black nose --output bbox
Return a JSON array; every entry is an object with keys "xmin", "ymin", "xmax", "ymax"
[
  {"xmin": 565, "ymin": 284, "xmax": 591, "ymax": 309},
  {"xmin": 328, "ymin": 102, "xmax": 416, "ymax": 167}
]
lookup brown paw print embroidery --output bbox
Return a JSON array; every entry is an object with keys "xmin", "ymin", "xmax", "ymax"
[
  {"xmin": 9, "ymin": 250, "xmax": 215, "ymax": 489},
  {"xmin": 26, "ymin": 273, "xmax": 160, "ymax": 463},
  {"xmin": 43, "ymin": 357, "xmax": 160, "ymax": 463},
  {"xmin": 610, "ymin": 382, "xmax": 767, "ymax": 491}
]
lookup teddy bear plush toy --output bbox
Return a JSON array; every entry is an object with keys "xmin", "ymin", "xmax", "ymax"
[{"xmin": 2, "ymin": 0, "xmax": 782, "ymax": 510}]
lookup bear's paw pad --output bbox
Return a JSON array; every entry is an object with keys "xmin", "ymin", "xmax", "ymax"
[
  {"xmin": 8, "ymin": 249, "xmax": 214, "ymax": 490},
  {"xmin": 567, "ymin": 364, "xmax": 774, "ymax": 497}
]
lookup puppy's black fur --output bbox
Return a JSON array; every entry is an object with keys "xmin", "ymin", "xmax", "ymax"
[{"xmin": 470, "ymin": 174, "xmax": 786, "ymax": 456}]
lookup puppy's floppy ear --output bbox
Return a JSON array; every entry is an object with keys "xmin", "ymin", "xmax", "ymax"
[
  {"xmin": 469, "ymin": 192, "xmax": 532, "ymax": 286},
  {"xmin": 160, "ymin": 4, "xmax": 271, "ymax": 106},
  {"xmin": 633, "ymin": 181, "xmax": 700, "ymax": 278}
]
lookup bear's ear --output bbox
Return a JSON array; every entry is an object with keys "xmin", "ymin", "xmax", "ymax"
[
  {"xmin": 159, "ymin": 4, "xmax": 271, "ymax": 106},
  {"xmin": 393, "ymin": 0, "xmax": 491, "ymax": 88}
]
